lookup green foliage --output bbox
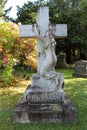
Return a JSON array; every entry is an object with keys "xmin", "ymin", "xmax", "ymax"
[
  {"xmin": 49, "ymin": 0, "xmax": 87, "ymax": 62},
  {"xmin": 0, "ymin": 21, "xmax": 17, "ymax": 84},
  {"xmin": 0, "ymin": 59, "xmax": 2, "ymax": 67},
  {"xmin": 0, "ymin": 0, "xmax": 8, "ymax": 17},
  {"xmin": 16, "ymin": 1, "xmax": 38, "ymax": 24},
  {"xmin": 0, "ymin": 0, "xmax": 5, "ymax": 16},
  {"xmin": 1, "ymin": 59, "xmax": 14, "ymax": 84},
  {"xmin": 0, "ymin": 21, "xmax": 37, "ymax": 85}
]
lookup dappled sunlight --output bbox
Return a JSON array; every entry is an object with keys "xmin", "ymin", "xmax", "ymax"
[
  {"xmin": 64, "ymin": 75, "xmax": 87, "ymax": 116},
  {"xmin": 0, "ymin": 77, "xmax": 31, "ymax": 110},
  {"xmin": 65, "ymin": 77, "xmax": 87, "ymax": 84},
  {"xmin": 10, "ymin": 79, "xmax": 31, "ymax": 94},
  {"xmin": 18, "ymin": 79, "xmax": 30, "ymax": 86},
  {"xmin": 84, "ymin": 90, "xmax": 87, "ymax": 94}
]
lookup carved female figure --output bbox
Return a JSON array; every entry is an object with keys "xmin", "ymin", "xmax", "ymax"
[
  {"xmin": 34, "ymin": 24, "xmax": 64, "ymax": 89},
  {"xmin": 40, "ymin": 30, "xmax": 57, "ymax": 76},
  {"xmin": 34, "ymin": 24, "xmax": 57, "ymax": 77}
]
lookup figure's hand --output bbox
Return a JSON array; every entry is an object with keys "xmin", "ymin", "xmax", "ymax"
[
  {"xmin": 32, "ymin": 24, "xmax": 35, "ymax": 31},
  {"xmin": 33, "ymin": 24, "xmax": 44, "ymax": 42},
  {"xmin": 33, "ymin": 24, "xmax": 39, "ymax": 37},
  {"xmin": 34, "ymin": 23, "xmax": 36, "ymax": 29},
  {"xmin": 33, "ymin": 24, "xmax": 38, "ymax": 31}
]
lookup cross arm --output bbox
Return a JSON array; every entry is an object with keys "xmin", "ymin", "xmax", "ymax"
[
  {"xmin": 19, "ymin": 25, "xmax": 36, "ymax": 38},
  {"xmin": 49, "ymin": 24, "xmax": 67, "ymax": 38},
  {"xmin": 19, "ymin": 24, "xmax": 67, "ymax": 38}
]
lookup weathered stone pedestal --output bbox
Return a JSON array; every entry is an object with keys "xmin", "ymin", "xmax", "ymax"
[
  {"xmin": 13, "ymin": 73, "xmax": 76, "ymax": 123},
  {"xmin": 13, "ymin": 99, "xmax": 76, "ymax": 123}
]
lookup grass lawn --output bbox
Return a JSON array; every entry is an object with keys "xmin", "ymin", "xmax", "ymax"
[{"xmin": 0, "ymin": 68, "xmax": 87, "ymax": 130}]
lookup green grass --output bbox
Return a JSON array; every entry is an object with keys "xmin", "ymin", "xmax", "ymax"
[{"xmin": 0, "ymin": 68, "xmax": 87, "ymax": 130}]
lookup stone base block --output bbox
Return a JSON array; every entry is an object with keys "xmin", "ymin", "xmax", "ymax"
[
  {"xmin": 13, "ymin": 72, "xmax": 76, "ymax": 123},
  {"xmin": 13, "ymin": 99, "xmax": 76, "ymax": 123},
  {"xmin": 31, "ymin": 73, "xmax": 64, "ymax": 89},
  {"xmin": 22, "ymin": 85, "xmax": 65, "ymax": 103}
]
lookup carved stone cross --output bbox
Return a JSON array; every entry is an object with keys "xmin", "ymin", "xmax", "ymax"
[{"xmin": 19, "ymin": 7, "xmax": 67, "ymax": 73}]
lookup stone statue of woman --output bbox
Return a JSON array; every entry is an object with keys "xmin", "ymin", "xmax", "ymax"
[
  {"xmin": 40, "ymin": 31, "xmax": 57, "ymax": 76},
  {"xmin": 34, "ymin": 24, "xmax": 64, "ymax": 89},
  {"xmin": 34, "ymin": 24, "xmax": 57, "ymax": 75}
]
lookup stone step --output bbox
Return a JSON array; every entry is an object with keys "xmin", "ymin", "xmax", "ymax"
[{"xmin": 13, "ymin": 99, "xmax": 76, "ymax": 123}]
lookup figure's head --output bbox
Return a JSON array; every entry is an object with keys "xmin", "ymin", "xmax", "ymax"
[{"xmin": 44, "ymin": 30, "xmax": 56, "ymax": 44}]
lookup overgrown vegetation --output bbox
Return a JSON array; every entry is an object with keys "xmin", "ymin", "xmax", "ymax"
[{"xmin": 0, "ymin": 68, "xmax": 87, "ymax": 130}]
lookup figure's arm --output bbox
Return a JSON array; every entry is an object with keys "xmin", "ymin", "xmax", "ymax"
[{"xmin": 34, "ymin": 24, "xmax": 44, "ymax": 42}]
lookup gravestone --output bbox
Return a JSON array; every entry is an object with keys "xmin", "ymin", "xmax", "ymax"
[
  {"xmin": 56, "ymin": 53, "xmax": 67, "ymax": 68},
  {"xmin": 73, "ymin": 60, "xmax": 87, "ymax": 78},
  {"xmin": 13, "ymin": 6, "xmax": 76, "ymax": 123}
]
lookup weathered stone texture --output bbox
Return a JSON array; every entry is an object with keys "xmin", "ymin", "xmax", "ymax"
[{"xmin": 13, "ymin": 98, "xmax": 76, "ymax": 123}]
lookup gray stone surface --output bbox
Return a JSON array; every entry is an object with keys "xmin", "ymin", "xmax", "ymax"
[
  {"xmin": 13, "ymin": 98, "xmax": 76, "ymax": 123},
  {"xmin": 13, "ymin": 83, "xmax": 76, "ymax": 123},
  {"xmin": 31, "ymin": 73, "xmax": 64, "ymax": 89},
  {"xmin": 20, "ymin": 85, "xmax": 65, "ymax": 103},
  {"xmin": 21, "ymin": 72, "xmax": 65, "ymax": 103},
  {"xmin": 73, "ymin": 60, "xmax": 87, "ymax": 78}
]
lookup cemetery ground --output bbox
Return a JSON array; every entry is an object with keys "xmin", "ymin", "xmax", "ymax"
[{"xmin": 0, "ymin": 68, "xmax": 87, "ymax": 130}]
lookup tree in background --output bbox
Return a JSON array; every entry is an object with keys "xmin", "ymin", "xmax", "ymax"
[
  {"xmin": 48, "ymin": 0, "xmax": 87, "ymax": 63},
  {"xmin": 0, "ymin": 0, "xmax": 12, "ymax": 21},
  {"xmin": 15, "ymin": 1, "xmax": 38, "ymax": 24}
]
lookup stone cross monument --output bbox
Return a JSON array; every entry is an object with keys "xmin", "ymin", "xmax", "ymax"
[
  {"xmin": 19, "ymin": 7, "xmax": 67, "ymax": 73},
  {"xmin": 13, "ymin": 6, "xmax": 76, "ymax": 123}
]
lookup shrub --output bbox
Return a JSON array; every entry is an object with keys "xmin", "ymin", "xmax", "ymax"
[{"xmin": 0, "ymin": 21, "xmax": 37, "ymax": 85}]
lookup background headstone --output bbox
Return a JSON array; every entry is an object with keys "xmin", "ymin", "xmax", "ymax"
[
  {"xmin": 73, "ymin": 60, "xmax": 87, "ymax": 78},
  {"xmin": 56, "ymin": 53, "xmax": 67, "ymax": 68}
]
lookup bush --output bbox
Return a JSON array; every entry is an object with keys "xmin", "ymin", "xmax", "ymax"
[{"xmin": 0, "ymin": 21, "xmax": 37, "ymax": 85}]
